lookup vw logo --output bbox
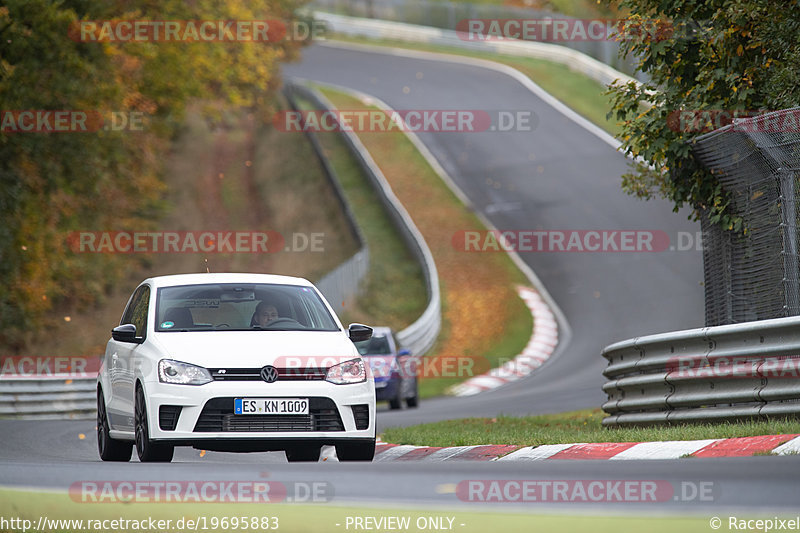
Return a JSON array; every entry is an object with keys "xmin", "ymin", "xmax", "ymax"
[{"xmin": 260, "ymin": 365, "xmax": 279, "ymax": 383}]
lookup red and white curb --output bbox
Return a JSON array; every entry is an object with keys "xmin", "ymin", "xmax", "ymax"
[
  {"xmin": 348, "ymin": 435, "xmax": 800, "ymax": 462},
  {"xmin": 448, "ymin": 286, "xmax": 558, "ymax": 397}
]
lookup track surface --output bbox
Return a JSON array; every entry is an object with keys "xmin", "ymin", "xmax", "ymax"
[
  {"xmin": 1, "ymin": 419, "xmax": 799, "ymax": 512},
  {"xmin": 2, "ymin": 43, "xmax": 789, "ymax": 517},
  {"xmin": 284, "ymin": 43, "xmax": 704, "ymax": 429}
]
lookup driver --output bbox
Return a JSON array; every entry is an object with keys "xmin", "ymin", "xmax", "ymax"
[{"xmin": 252, "ymin": 301, "xmax": 279, "ymax": 327}]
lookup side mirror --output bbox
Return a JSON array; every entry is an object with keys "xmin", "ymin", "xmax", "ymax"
[
  {"xmin": 348, "ymin": 323, "xmax": 373, "ymax": 343},
  {"xmin": 112, "ymin": 324, "xmax": 143, "ymax": 344}
]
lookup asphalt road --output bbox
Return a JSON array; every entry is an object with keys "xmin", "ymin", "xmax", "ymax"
[
  {"xmin": 283, "ymin": 42, "xmax": 705, "ymax": 430},
  {"xmin": 1, "ymin": 419, "xmax": 798, "ymax": 513}
]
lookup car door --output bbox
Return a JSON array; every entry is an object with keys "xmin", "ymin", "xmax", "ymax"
[{"xmin": 107, "ymin": 285, "xmax": 150, "ymax": 432}]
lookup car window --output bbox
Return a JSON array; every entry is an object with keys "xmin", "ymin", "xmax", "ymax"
[
  {"xmin": 121, "ymin": 285, "xmax": 150, "ymax": 338},
  {"xmin": 355, "ymin": 335, "xmax": 392, "ymax": 355},
  {"xmin": 155, "ymin": 283, "xmax": 339, "ymax": 332}
]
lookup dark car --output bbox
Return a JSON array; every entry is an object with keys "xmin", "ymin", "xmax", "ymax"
[{"xmin": 355, "ymin": 327, "xmax": 418, "ymax": 410}]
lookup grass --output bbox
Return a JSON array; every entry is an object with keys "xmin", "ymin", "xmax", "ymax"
[
  {"xmin": 0, "ymin": 488, "xmax": 739, "ymax": 533},
  {"xmin": 381, "ymin": 408, "xmax": 800, "ymax": 447},
  {"xmin": 316, "ymin": 87, "xmax": 534, "ymax": 398},
  {"xmin": 329, "ymin": 34, "xmax": 624, "ymax": 137},
  {"xmin": 291, "ymin": 93, "xmax": 428, "ymax": 328}
]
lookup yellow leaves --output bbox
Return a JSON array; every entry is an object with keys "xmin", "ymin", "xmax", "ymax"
[{"xmin": 736, "ymin": 44, "xmax": 744, "ymax": 56}]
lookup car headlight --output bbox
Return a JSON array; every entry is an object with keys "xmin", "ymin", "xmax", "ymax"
[
  {"xmin": 326, "ymin": 358, "xmax": 366, "ymax": 385},
  {"xmin": 158, "ymin": 359, "xmax": 212, "ymax": 385}
]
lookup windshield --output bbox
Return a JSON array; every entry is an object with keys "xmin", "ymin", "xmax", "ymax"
[
  {"xmin": 355, "ymin": 334, "xmax": 392, "ymax": 356},
  {"xmin": 155, "ymin": 283, "xmax": 339, "ymax": 332}
]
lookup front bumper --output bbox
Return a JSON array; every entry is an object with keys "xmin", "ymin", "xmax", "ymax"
[{"xmin": 142, "ymin": 379, "xmax": 375, "ymax": 442}]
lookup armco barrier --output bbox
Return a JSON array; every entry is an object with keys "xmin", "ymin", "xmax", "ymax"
[
  {"xmin": 284, "ymin": 84, "xmax": 370, "ymax": 315},
  {"xmin": 602, "ymin": 316, "xmax": 800, "ymax": 427},
  {"xmin": 285, "ymin": 81, "xmax": 441, "ymax": 358},
  {"xmin": 0, "ymin": 376, "xmax": 97, "ymax": 419},
  {"xmin": 313, "ymin": 12, "xmax": 640, "ymax": 88}
]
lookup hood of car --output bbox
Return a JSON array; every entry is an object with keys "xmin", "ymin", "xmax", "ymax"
[{"xmin": 150, "ymin": 330, "xmax": 359, "ymax": 368}]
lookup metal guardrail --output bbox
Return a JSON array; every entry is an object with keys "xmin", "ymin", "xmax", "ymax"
[
  {"xmin": 285, "ymin": 81, "xmax": 442, "ymax": 357},
  {"xmin": 284, "ymin": 84, "xmax": 371, "ymax": 315},
  {"xmin": 0, "ymin": 376, "xmax": 96, "ymax": 419},
  {"xmin": 602, "ymin": 316, "xmax": 800, "ymax": 427},
  {"xmin": 313, "ymin": 12, "xmax": 640, "ymax": 88}
]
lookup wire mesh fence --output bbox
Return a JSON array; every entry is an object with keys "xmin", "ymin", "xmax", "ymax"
[{"xmin": 692, "ymin": 108, "xmax": 800, "ymax": 326}]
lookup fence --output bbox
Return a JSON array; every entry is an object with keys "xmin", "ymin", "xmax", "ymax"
[
  {"xmin": 692, "ymin": 107, "xmax": 800, "ymax": 326},
  {"xmin": 309, "ymin": 0, "xmax": 641, "ymax": 77}
]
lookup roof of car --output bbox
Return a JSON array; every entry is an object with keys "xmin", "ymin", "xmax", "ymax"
[{"xmin": 142, "ymin": 273, "xmax": 314, "ymax": 289}]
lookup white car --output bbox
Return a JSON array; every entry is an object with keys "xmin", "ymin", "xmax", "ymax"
[{"xmin": 97, "ymin": 273, "xmax": 376, "ymax": 463}]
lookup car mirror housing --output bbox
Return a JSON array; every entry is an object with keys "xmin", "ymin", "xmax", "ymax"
[
  {"xmin": 348, "ymin": 323, "xmax": 373, "ymax": 343},
  {"xmin": 112, "ymin": 323, "xmax": 144, "ymax": 344}
]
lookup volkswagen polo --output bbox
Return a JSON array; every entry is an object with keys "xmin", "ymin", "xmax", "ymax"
[{"xmin": 96, "ymin": 273, "xmax": 375, "ymax": 463}]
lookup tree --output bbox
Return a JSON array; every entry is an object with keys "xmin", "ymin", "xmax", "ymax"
[
  {"xmin": 0, "ymin": 0, "xmax": 306, "ymax": 349},
  {"xmin": 607, "ymin": 0, "xmax": 800, "ymax": 230}
]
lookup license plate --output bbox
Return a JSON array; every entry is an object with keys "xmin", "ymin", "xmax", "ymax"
[{"xmin": 234, "ymin": 398, "xmax": 309, "ymax": 415}]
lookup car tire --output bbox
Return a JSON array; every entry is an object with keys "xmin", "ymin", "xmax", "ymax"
[
  {"xmin": 388, "ymin": 382, "xmax": 403, "ymax": 410},
  {"xmin": 134, "ymin": 386, "xmax": 174, "ymax": 463},
  {"xmin": 97, "ymin": 390, "xmax": 133, "ymax": 462},
  {"xmin": 336, "ymin": 439, "xmax": 375, "ymax": 461},
  {"xmin": 285, "ymin": 445, "xmax": 322, "ymax": 462},
  {"xmin": 406, "ymin": 380, "xmax": 419, "ymax": 408}
]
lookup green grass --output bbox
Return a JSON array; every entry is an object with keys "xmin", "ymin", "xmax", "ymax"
[
  {"xmin": 292, "ymin": 93, "xmax": 428, "ymax": 330},
  {"xmin": 381, "ymin": 408, "xmax": 800, "ymax": 447},
  {"xmin": 0, "ymin": 488, "xmax": 741, "ymax": 533},
  {"xmin": 330, "ymin": 34, "xmax": 623, "ymax": 137}
]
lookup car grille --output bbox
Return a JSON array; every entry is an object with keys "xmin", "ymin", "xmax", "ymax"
[
  {"xmin": 351, "ymin": 404, "xmax": 369, "ymax": 430},
  {"xmin": 208, "ymin": 368, "xmax": 327, "ymax": 381},
  {"xmin": 159, "ymin": 405, "xmax": 182, "ymax": 431},
  {"xmin": 194, "ymin": 397, "xmax": 344, "ymax": 432}
]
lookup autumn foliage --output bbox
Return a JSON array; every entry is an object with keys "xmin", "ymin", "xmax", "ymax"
[{"xmin": 0, "ymin": 0, "xmax": 306, "ymax": 349}]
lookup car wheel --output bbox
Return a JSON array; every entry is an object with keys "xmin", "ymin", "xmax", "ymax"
[
  {"xmin": 134, "ymin": 386, "xmax": 174, "ymax": 463},
  {"xmin": 285, "ymin": 445, "xmax": 322, "ymax": 462},
  {"xmin": 406, "ymin": 380, "xmax": 419, "ymax": 408},
  {"xmin": 336, "ymin": 439, "xmax": 376, "ymax": 461},
  {"xmin": 97, "ymin": 390, "xmax": 133, "ymax": 462},
  {"xmin": 388, "ymin": 381, "xmax": 403, "ymax": 410}
]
